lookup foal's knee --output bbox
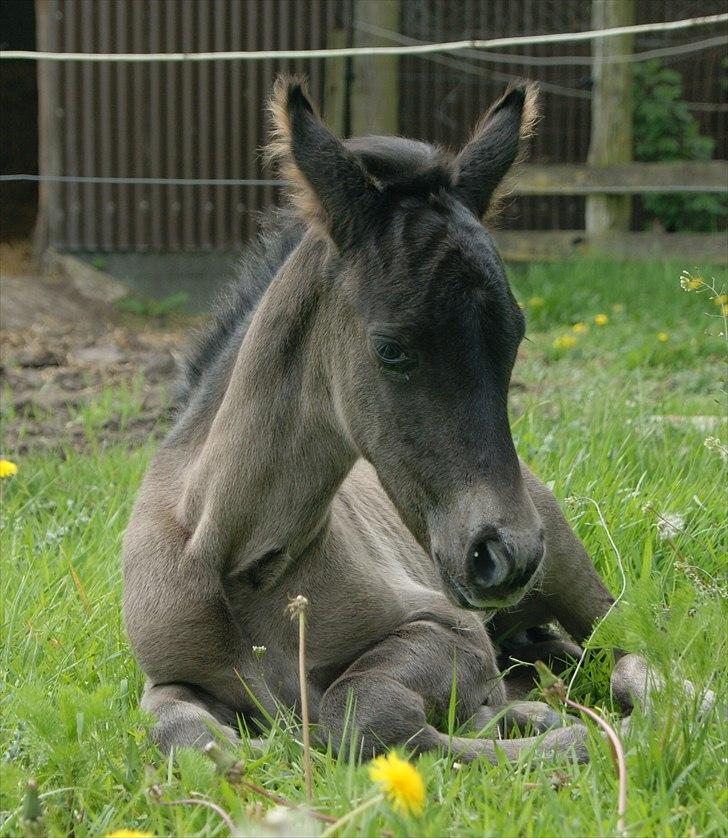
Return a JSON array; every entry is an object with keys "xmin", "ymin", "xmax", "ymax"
[{"xmin": 318, "ymin": 674, "xmax": 439, "ymax": 757}]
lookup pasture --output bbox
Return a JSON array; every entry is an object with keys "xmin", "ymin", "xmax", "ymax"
[{"xmin": 1, "ymin": 257, "xmax": 726, "ymax": 837}]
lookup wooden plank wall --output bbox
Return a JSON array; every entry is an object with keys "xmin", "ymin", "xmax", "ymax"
[
  {"xmin": 43, "ymin": 0, "xmax": 341, "ymax": 251},
  {"xmin": 37, "ymin": 0, "xmax": 727, "ymax": 253},
  {"xmin": 398, "ymin": 0, "xmax": 728, "ymax": 233}
]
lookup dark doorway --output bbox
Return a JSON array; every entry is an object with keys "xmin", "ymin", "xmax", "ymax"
[{"xmin": 1, "ymin": 0, "xmax": 38, "ymax": 241}]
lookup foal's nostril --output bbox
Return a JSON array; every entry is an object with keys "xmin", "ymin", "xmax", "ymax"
[{"xmin": 469, "ymin": 539, "xmax": 509, "ymax": 589}]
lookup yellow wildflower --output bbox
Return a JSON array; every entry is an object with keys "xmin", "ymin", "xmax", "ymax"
[
  {"xmin": 105, "ymin": 832, "xmax": 153, "ymax": 838},
  {"xmin": 612, "ymin": 303, "xmax": 624, "ymax": 314},
  {"xmin": 683, "ymin": 278, "xmax": 702, "ymax": 291},
  {"xmin": 368, "ymin": 751, "xmax": 425, "ymax": 817},
  {"xmin": 722, "ymin": 304, "xmax": 728, "ymax": 318},
  {"xmin": 572, "ymin": 322, "xmax": 588, "ymax": 334},
  {"xmin": 594, "ymin": 313, "xmax": 608, "ymax": 326},
  {"xmin": 528, "ymin": 296, "xmax": 545, "ymax": 308},
  {"xmin": 680, "ymin": 271, "xmax": 703, "ymax": 291},
  {"xmin": 656, "ymin": 332, "xmax": 669, "ymax": 343},
  {"xmin": 713, "ymin": 294, "xmax": 727, "ymax": 306},
  {"xmin": 0, "ymin": 459, "xmax": 18, "ymax": 479},
  {"xmin": 552, "ymin": 334, "xmax": 577, "ymax": 350}
]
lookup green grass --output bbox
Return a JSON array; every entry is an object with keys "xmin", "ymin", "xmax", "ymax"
[{"xmin": 1, "ymin": 259, "xmax": 727, "ymax": 837}]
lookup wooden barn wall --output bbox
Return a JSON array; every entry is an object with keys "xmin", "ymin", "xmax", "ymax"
[
  {"xmin": 43, "ymin": 0, "xmax": 342, "ymax": 251},
  {"xmin": 40, "ymin": 0, "xmax": 727, "ymax": 252}
]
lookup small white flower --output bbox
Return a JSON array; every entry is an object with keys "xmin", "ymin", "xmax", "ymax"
[
  {"xmin": 252, "ymin": 645, "xmax": 267, "ymax": 658},
  {"xmin": 705, "ymin": 436, "xmax": 728, "ymax": 464},
  {"xmin": 657, "ymin": 512, "xmax": 685, "ymax": 541}
]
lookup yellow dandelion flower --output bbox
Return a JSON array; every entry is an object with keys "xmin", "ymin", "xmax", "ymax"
[
  {"xmin": 594, "ymin": 313, "xmax": 608, "ymax": 326},
  {"xmin": 612, "ymin": 303, "xmax": 624, "ymax": 314},
  {"xmin": 552, "ymin": 334, "xmax": 577, "ymax": 350},
  {"xmin": 0, "ymin": 459, "xmax": 18, "ymax": 479},
  {"xmin": 713, "ymin": 294, "xmax": 727, "ymax": 306},
  {"xmin": 571, "ymin": 322, "xmax": 588, "ymax": 334},
  {"xmin": 528, "ymin": 296, "xmax": 545, "ymax": 308},
  {"xmin": 368, "ymin": 751, "xmax": 425, "ymax": 817},
  {"xmin": 104, "ymin": 831, "xmax": 154, "ymax": 838},
  {"xmin": 656, "ymin": 332, "xmax": 669, "ymax": 343}
]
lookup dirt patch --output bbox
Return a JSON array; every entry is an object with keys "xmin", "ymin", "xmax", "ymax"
[{"xmin": 1, "ymin": 242, "xmax": 196, "ymax": 454}]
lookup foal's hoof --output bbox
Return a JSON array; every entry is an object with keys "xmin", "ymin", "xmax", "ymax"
[
  {"xmin": 539, "ymin": 725, "xmax": 590, "ymax": 764},
  {"xmin": 611, "ymin": 653, "xmax": 723, "ymax": 718},
  {"xmin": 150, "ymin": 719, "xmax": 240, "ymax": 754}
]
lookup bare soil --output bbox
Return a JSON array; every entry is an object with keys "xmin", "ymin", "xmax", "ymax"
[{"xmin": 1, "ymin": 242, "xmax": 193, "ymax": 454}]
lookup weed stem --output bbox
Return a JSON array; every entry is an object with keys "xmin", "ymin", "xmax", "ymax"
[
  {"xmin": 565, "ymin": 697, "xmax": 627, "ymax": 837},
  {"xmin": 288, "ymin": 595, "xmax": 313, "ymax": 802},
  {"xmin": 320, "ymin": 793, "xmax": 384, "ymax": 837}
]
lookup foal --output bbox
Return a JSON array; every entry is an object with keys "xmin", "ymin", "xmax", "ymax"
[{"xmin": 124, "ymin": 78, "xmax": 646, "ymax": 761}]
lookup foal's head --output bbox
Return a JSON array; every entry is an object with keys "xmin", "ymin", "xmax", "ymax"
[{"xmin": 269, "ymin": 77, "xmax": 543, "ymax": 609}]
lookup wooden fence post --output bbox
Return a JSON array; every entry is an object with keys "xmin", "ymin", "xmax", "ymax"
[
  {"xmin": 350, "ymin": 0, "xmax": 400, "ymax": 137},
  {"xmin": 33, "ymin": 0, "xmax": 62, "ymax": 259},
  {"xmin": 586, "ymin": 0, "xmax": 635, "ymax": 234}
]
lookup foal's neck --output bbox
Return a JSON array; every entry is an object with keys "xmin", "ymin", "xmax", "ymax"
[{"xmin": 178, "ymin": 237, "xmax": 356, "ymax": 575}]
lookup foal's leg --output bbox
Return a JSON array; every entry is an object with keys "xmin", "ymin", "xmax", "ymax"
[
  {"xmin": 496, "ymin": 627, "xmax": 585, "ymax": 701},
  {"xmin": 487, "ymin": 466, "xmax": 616, "ymax": 697},
  {"xmin": 466, "ymin": 700, "xmax": 571, "ymax": 737},
  {"xmin": 124, "ymin": 495, "xmax": 254, "ymax": 753},
  {"xmin": 493, "ymin": 464, "xmax": 616, "ymax": 645},
  {"xmin": 318, "ymin": 620, "xmax": 588, "ymax": 764},
  {"xmin": 125, "ymin": 571, "xmax": 250, "ymax": 753},
  {"xmin": 496, "ymin": 465, "xmax": 717, "ymax": 715}
]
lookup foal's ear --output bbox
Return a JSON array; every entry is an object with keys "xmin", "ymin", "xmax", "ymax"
[
  {"xmin": 453, "ymin": 81, "xmax": 539, "ymax": 220},
  {"xmin": 266, "ymin": 76, "xmax": 379, "ymax": 249}
]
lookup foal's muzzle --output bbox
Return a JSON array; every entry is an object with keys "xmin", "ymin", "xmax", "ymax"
[
  {"xmin": 465, "ymin": 531, "xmax": 544, "ymax": 605},
  {"xmin": 428, "ymin": 483, "xmax": 545, "ymax": 610}
]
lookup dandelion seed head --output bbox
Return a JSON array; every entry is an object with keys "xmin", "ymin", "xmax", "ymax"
[{"xmin": 656, "ymin": 512, "xmax": 685, "ymax": 541}]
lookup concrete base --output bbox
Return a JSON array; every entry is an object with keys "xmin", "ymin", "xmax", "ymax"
[{"xmin": 51, "ymin": 251, "xmax": 240, "ymax": 312}]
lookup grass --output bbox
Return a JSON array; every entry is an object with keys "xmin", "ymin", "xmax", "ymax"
[{"xmin": 1, "ymin": 258, "xmax": 727, "ymax": 837}]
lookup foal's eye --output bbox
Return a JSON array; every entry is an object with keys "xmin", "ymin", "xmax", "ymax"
[
  {"xmin": 374, "ymin": 341, "xmax": 418, "ymax": 372},
  {"xmin": 376, "ymin": 342, "xmax": 405, "ymax": 362}
]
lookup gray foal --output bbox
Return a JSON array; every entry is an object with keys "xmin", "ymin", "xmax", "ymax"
[{"xmin": 123, "ymin": 78, "xmax": 665, "ymax": 763}]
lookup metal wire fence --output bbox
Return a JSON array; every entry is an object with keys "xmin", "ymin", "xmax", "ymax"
[{"xmin": 3, "ymin": 0, "xmax": 726, "ymax": 251}]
